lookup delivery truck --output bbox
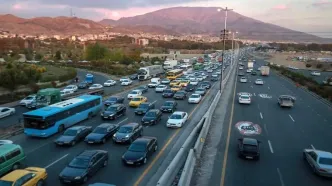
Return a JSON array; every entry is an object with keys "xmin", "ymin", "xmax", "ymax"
[
  {"xmin": 260, "ymin": 66, "xmax": 270, "ymax": 76},
  {"xmin": 138, "ymin": 65, "xmax": 164, "ymax": 80},
  {"xmin": 248, "ymin": 61, "xmax": 254, "ymax": 69},
  {"xmin": 163, "ymin": 60, "xmax": 178, "ymax": 70}
]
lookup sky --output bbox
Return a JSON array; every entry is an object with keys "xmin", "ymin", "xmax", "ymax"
[{"xmin": 1, "ymin": 0, "xmax": 331, "ymax": 38}]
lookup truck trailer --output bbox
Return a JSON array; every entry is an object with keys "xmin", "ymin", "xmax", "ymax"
[
  {"xmin": 163, "ymin": 60, "xmax": 178, "ymax": 70},
  {"xmin": 138, "ymin": 65, "xmax": 164, "ymax": 80},
  {"xmin": 260, "ymin": 66, "xmax": 270, "ymax": 76}
]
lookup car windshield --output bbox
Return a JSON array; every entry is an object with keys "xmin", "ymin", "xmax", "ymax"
[
  {"xmin": 191, "ymin": 94, "xmax": 200, "ymax": 98},
  {"xmin": 93, "ymin": 127, "xmax": 107, "ymax": 134},
  {"xmin": 106, "ymin": 106, "xmax": 117, "ymax": 111},
  {"xmin": 197, "ymin": 88, "xmax": 205, "ymax": 91},
  {"xmin": 139, "ymin": 104, "xmax": 149, "ymax": 108},
  {"xmin": 0, "ymin": 181, "xmax": 13, "ymax": 186},
  {"xmin": 138, "ymin": 86, "xmax": 146, "ymax": 89},
  {"xmin": 107, "ymin": 97, "xmax": 117, "ymax": 101},
  {"xmin": 318, "ymin": 157, "xmax": 332, "ymax": 165},
  {"xmin": 129, "ymin": 143, "xmax": 146, "ymax": 152},
  {"xmin": 130, "ymin": 91, "xmax": 138, "ymax": 94},
  {"xmin": 65, "ymin": 86, "xmax": 73, "ymax": 89},
  {"xmin": 164, "ymin": 90, "xmax": 172, "ymax": 93},
  {"xmin": 63, "ymin": 129, "xmax": 77, "ymax": 136},
  {"xmin": 170, "ymin": 114, "xmax": 182, "ymax": 119},
  {"xmin": 118, "ymin": 126, "xmax": 133, "ymax": 133},
  {"xmin": 152, "ymin": 82, "xmax": 157, "ymax": 84},
  {"xmin": 164, "ymin": 102, "xmax": 173, "ymax": 106},
  {"xmin": 69, "ymin": 157, "xmax": 90, "ymax": 169},
  {"xmin": 162, "ymin": 79, "xmax": 169, "ymax": 81},
  {"xmin": 176, "ymin": 92, "xmax": 185, "ymax": 95},
  {"xmin": 243, "ymin": 144, "xmax": 257, "ymax": 151},
  {"xmin": 91, "ymin": 85, "xmax": 97, "ymax": 88},
  {"xmin": 241, "ymin": 96, "xmax": 250, "ymax": 99},
  {"xmin": 132, "ymin": 97, "xmax": 142, "ymax": 101},
  {"xmin": 25, "ymin": 96, "xmax": 34, "ymax": 100},
  {"xmin": 157, "ymin": 85, "xmax": 165, "ymax": 88},
  {"xmin": 145, "ymin": 112, "xmax": 156, "ymax": 117},
  {"xmin": 107, "ymin": 80, "xmax": 113, "ymax": 83},
  {"xmin": 256, "ymin": 79, "xmax": 262, "ymax": 81}
]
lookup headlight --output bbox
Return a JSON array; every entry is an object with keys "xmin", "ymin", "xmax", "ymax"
[
  {"xmin": 101, "ymin": 113, "xmax": 104, "ymax": 116},
  {"xmin": 74, "ymin": 176, "xmax": 81, "ymax": 180},
  {"xmin": 109, "ymin": 114, "xmax": 115, "ymax": 117},
  {"xmin": 113, "ymin": 134, "xmax": 117, "ymax": 137},
  {"xmin": 125, "ymin": 134, "xmax": 130, "ymax": 138},
  {"xmin": 137, "ymin": 157, "xmax": 144, "ymax": 161}
]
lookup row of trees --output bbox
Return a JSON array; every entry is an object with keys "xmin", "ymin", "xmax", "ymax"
[
  {"xmin": 268, "ymin": 43, "xmax": 332, "ymax": 51},
  {"xmin": 149, "ymin": 39, "xmax": 240, "ymax": 50}
]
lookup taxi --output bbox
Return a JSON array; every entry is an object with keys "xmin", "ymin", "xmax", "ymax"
[
  {"xmin": 171, "ymin": 85, "xmax": 182, "ymax": 92},
  {"xmin": 129, "ymin": 96, "xmax": 147, "ymax": 107},
  {"xmin": 179, "ymin": 80, "xmax": 190, "ymax": 87},
  {"xmin": 0, "ymin": 167, "xmax": 47, "ymax": 185},
  {"xmin": 170, "ymin": 80, "xmax": 180, "ymax": 87}
]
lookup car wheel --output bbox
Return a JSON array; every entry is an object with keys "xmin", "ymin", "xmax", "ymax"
[
  {"xmin": 143, "ymin": 158, "xmax": 147, "ymax": 164},
  {"xmin": 36, "ymin": 180, "xmax": 44, "ymax": 186},
  {"xmin": 102, "ymin": 138, "xmax": 106, "ymax": 144},
  {"xmin": 71, "ymin": 141, "xmax": 76, "ymax": 146},
  {"xmin": 103, "ymin": 160, "xmax": 108, "ymax": 167}
]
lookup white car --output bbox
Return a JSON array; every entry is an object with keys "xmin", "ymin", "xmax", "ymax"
[
  {"xmin": 238, "ymin": 94, "xmax": 251, "ymax": 104},
  {"xmin": 104, "ymin": 80, "xmax": 116, "ymax": 86},
  {"xmin": 240, "ymin": 77, "xmax": 248, "ymax": 83},
  {"xmin": 60, "ymin": 90, "xmax": 74, "ymax": 96},
  {"xmin": 239, "ymin": 66, "xmax": 244, "ymax": 70},
  {"xmin": 189, "ymin": 77, "xmax": 196, "ymax": 81},
  {"xmin": 148, "ymin": 82, "xmax": 159, "ymax": 88},
  {"xmin": 63, "ymin": 85, "xmax": 78, "ymax": 92},
  {"xmin": 311, "ymin": 71, "xmax": 321, "ymax": 76},
  {"xmin": 0, "ymin": 140, "xmax": 13, "ymax": 145},
  {"xmin": 0, "ymin": 107, "xmax": 16, "ymax": 118},
  {"xmin": 119, "ymin": 78, "xmax": 129, "ymax": 82},
  {"xmin": 161, "ymin": 79, "xmax": 171, "ymax": 84},
  {"xmin": 207, "ymin": 69, "xmax": 213, "ymax": 73},
  {"xmin": 166, "ymin": 111, "xmax": 189, "ymax": 128},
  {"xmin": 255, "ymin": 79, "xmax": 264, "ymax": 85},
  {"xmin": 196, "ymin": 76, "xmax": 204, "ymax": 81},
  {"xmin": 19, "ymin": 94, "xmax": 36, "ymax": 106},
  {"xmin": 246, "ymin": 69, "xmax": 252, "ymax": 73},
  {"xmin": 127, "ymin": 89, "xmax": 142, "ymax": 99},
  {"xmin": 89, "ymin": 84, "xmax": 103, "ymax": 89},
  {"xmin": 121, "ymin": 79, "xmax": 132, "ymax": 86},
  {"xmin": 188, "ymin": 94, "xmax": 202, "ymax": 104},
  {"xmin": 216, "ymin": 71, "xmax": 222, "ymax": 75},
  {"xmin": 155, "ymin": 85, "xmax": 167, "ymax": 92},
  {"xmin": 258, "ymin": 67, "xmax": 261, "ymax": 71},
  {"xmin": 190, "ymin": 80, "xmax": 199, "ymax": 85}
]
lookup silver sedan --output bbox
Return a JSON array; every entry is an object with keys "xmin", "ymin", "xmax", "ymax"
[{"xmin": 303, "ymin": 149, "xmax": 332, "ymax": 177}]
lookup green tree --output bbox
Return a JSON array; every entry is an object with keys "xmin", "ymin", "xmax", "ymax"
[
  {"xmin": 0, "ymin": 68, "xmax": 27, "ymax": 91},
  {"xmin": 120, "ymin": 55, "xmax": 134, "ymax": 65},
  {"xmin": 85, "ymin": 43, "xmax": 109, "ymax": 61},
  {"xmin": 55, "ymin": 51, "xmax": 62, "ymax": 60},
  {"xmin": 35, "ymin": 53, "xmax": 43, "ymax": 61}
]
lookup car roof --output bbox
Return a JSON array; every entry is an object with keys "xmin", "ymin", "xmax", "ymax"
[
  {"xmin": 191, "ymin": 94, "xmax": 200, "ymax": 96},
  {"xmin": 173, "ymin": 111, "xmax": 185, "ymax": 115},
  {"xmin": 68, "ymin": 126, "xmax": 87, "ymax": 130},
  {"xmin": 315, "ymin": 150, "xmax": 332, "ymax": 158},
  {"xmin": 0, "ymin": 107, "xmax": 9, "ymax": 109},
  {"xmin": 97, "ymin": 123, "xmax": 116, "ymax": 128},
  {"xmin": 78, "ymin": 150, "xmax": 106, "ymax": 159},
  {"xmin": 242, "ymin": 138, "xmax": 258, "ymax": 145},
  {"xmin": 147, "ymin": 109, "xmax": 159, "ymax": 113},
  {"xmin": 109, "ymin": 104, "xmax": 122, "ymax": 107},
  {"xmin": 165, "ymin": 101, "xmax": 176, "ymax": 104},
  {"xmin": 134, "ymin": 136, "xmax": 157, "ymax": 144},
  {"xmin": 122, "ymin": 123, "xmax": 139, "ymax": 127},
  {"xmin": 133, "ymin": 96, "xmax": 145, "ymax": 99},
  {"xmin": 0, "ymin": 169, "xmax": 31, "ymax": 181}
]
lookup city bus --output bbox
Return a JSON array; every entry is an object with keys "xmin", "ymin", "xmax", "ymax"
[
  {"xmin": 166, "ymin": 69, "xmax": 183, "ymax": 80},
  {"xmin": 180, "ymin": 64, "xmax": 193, "ymax": 75},
  {"xmin": 23, "ymin": 95, "xmax": 102, "ymax": 138}
]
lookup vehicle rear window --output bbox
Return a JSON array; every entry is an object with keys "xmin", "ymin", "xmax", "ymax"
[
  {"xmin": 69, "ymin": 157, "xmax": 90, "ymax": 169},
  {"xmin": 243, "ymin": 145, "xmax": 257, "ymax": 151},
  {"xmin": 319, "ymin": 157, "xmax": 332, "ymax": 165},
  {"xmin": 241, "ymin": 96, "xmax": 250, "ymax": 99}
]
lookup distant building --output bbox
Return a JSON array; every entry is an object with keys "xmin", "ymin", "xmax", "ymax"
[{"xmin": 133, "ymin": 38, "xmax": 149, "ymax": 46}]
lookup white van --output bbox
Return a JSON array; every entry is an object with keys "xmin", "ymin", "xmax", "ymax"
[{"xmin": 148, "ymin": 78, "xmax": 161, "ymax": 88}]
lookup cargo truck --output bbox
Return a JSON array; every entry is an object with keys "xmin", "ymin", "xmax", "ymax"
[
  {"xmin": 138, "ymin": 65, "xmax": 164, "ymax": 80},
  {"xmin": 163, "ymin": 60, "xmax": 178, "ymax": 70},
  {"xmin": 248, "ymin": 61, "xmax": 254, "ymax": 69},
  {"xmin": 260, "ymin": 66, "xmax": 270, "ymax": 76}
]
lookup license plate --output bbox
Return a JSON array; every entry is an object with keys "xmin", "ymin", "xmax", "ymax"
[
  {"xmin": 88, "ymin": 141, "xmax": 94, "ymax": 144},
  {"xmin": 145, "ymin": 122, "xmax": 150, "ymax": 124},
  {"xmin": 127, "ymin": 162, "xmax": 133, "ymax": 164},
  {"xmin": 63, "ymin": 180, "xmax": 71, "ymax": 183},
  {"xmin": 58, "ymin": 143, "xmax": 63, "ymax": 145},
  {"xmin": 138, "ymin": 112, "xmax": 142, "ymax": 114},
  {"xmin": 104, "ymin": 116, "xmax": 108, "ymax": 118},
  {"xmin": 246, "ymin": 156, "xmax": 253, "ymax": 159}
]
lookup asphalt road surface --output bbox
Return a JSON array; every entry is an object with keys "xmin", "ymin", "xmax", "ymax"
[
  {"xmin": 199, "ymin": 58, "xmax": 332, "ymax": 186},
  {"xmin": 0, "ymin": 70, "xmax": 138, "ymax": 129},
  {"xmin": 288, "ymin": 68, "xmax": 332, "ymax": 83}
]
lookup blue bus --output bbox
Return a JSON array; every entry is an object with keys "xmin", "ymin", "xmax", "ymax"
[
  {"xmin": 85, "ymin": 74, "xmax": 94, "ymax": 84},
  {"xmin": 23, "ymin": 95, "xmax": 102, "ymax": 138}
]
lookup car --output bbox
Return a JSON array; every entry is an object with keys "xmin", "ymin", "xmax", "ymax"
[
  {"xmin": 78, "ymin": 81, "xmax": 89, "ymax": 89},
  {"xmin": 166, "ymin": 111, "xmax": 188, "ymax": 128},
  {"xmin": 303, "ymin": 149, "xmax": 332, "ymax": 177},
  {"xmin": 59, "ymin": 150, "xmax": 108, "ymax": 184},
  {"xmin": 155, "ymin": 85, "xmax": 168, "ymax": 93},
  {"xmin": 127, "ymin": 89, "xmax": 143, "ymax": 99},
  {"xmin": 161, "ymin": 78, "xmax": 171, "ymax": 84},
  {"xmin": 188, "ymin": 94, "xmax": 202, "ymax": 104},
  {"xmin": 173, "ymin": 91, "xmax": 187, "ymax": 100},
  {"xmin": 239, "ymin": 66, "xmax": 244, "ymax": 70},
  {"xmin": 160, "ymin": 101, "xmax": 178, "ymax": 113},
  {"xmin": 240, "ymin": 77, "xmax": 248, "ymax": 83},
  {"xmin": 255, "ymin": 79, "xmax": 264, "ymax": 85},
  {"xmin": 257, "ymin": 67, "xmax": 261, "ymax": 71},
  {"xmin": 0, "ymin": 167, "xmax": 47, "ymax": 185},
  {"xmin": 216, "ymin": 71, "xmax": 221, "ymax": 75},
  {"xmin": 238, "ymin": 138, "xmax": 260, "ymax": 160},
  {"xmin": 238, "ymin": 94, "xmax": 251, "ymax": 104},
  {"xmin": 85, "ymin": 123, "xmax": 120, "ymax": 144},
  {"xmin": 129, "ymin": 74, "xmax": 138, "ymax": 80},
  {"xmin": 113, "ymin": 123, "xmax": 143, "ymax": 144},
  {"xmin": 104, "ymin": 96, "xmax": 124, "ymax": 106},
  {"xmin": 119, "ymin": 77, "xmax": 129, "ymax": 82},
  {"xmin": 194, "ymin": 88, "xmax": 207, "ymax": 96},
  {"xmin": 104, "ymin": 80, "xmax": 116, "ymax": 86},
  {"xmin": 141, "ymin": 109, "xmax": 162, "ymax": 125},
  {"xmin": 63, "ymin": 85, "xmax": 78, "ymax": 92},
  {"xmin": 238, "ymin": 72, "xmax": 245, "ymax": 76},
  {"xmin": 0, "ymin": 107, "xmax": 15, "ymax": 119},
  {"xmin": 170, "ymin": 80, "xmax": 180, "ymax": 87},
  {"xmin": 179, "ymin": 80, "xmax": 190, "ymax": 87},
  {"xmin": 121, "ymin": 79, "xmax": 132, "ymax": 86},
  {"xmin": 162, "ymin": 89, "xmax": 175, "ymax": 98},
  {"xmin": 196, "ymin": 76, "xmax": 204, "ymax": 81},
  {"xmin": 251, "ymin": 71, "xmax": 257, "ymax": 76},
  {"xmin": 54, "ymin": 126, "xmax": 92, "ymax": 146},
  {"xmin": 171, "ymin": 85, "xmax": 182, "ymax": 92},
  {"xmin": 101, "ymin": 104, "xmax": 126, "ymax": 120},
  {"xmin": 19, "ymin": 94, "xmax": 36, "ymax": 106},
  {"xmin": 122, "ymin": 136, "xmax": 158, "ymax": 165},
  {"xmin": 278, "ymin": 95, "xmax": 296, "ymax": 108},
  {"xmin": 211, "ymin": 76, "xmax": 219, "ymax": 81},
  {"xmin": 185, "ymin": 84, "xmax": 196, "ymax": 92},
  {"xmin": 147, "ymin": 81, "xmax": 159, "ymax": 88},
  {"xmin": 89, "ymin": 84, "xmax": 103, "ymax": 90},
  {"xmin": 207, "ymin": 69, "xmax": 213, "ymax": 73},
  {"xmin": 136, "ymin": 85, "xmax": 148, "ymax": 93},
  {"xmin": 60, "ymin": 89, "xmax": 74, "ymax": 97},
  {"xmin": 0, "ymin": 140, "xmax": 13, "ymax": 145},
  {"xmin": 135, "ymin": 102, "xmax": 155, "ymax": 115},
  {"xmin": 89, "ymin": 183, "xmax": 116, "ymax": 186},
  {"xmin": 189, "ymin": 80, "xmax": 199, "ymax": 86},
  {"xmin": 129, "ymin": 96, "xmax": 147, "ymax": 107},
  {"xmin": 200, "ymin": 81, "xmax": 211, "ymax": 89},
  {"xmin": 311, "ymin": 71, "xmax": 321, "ymax": 76},
  {"xmin": 246, "ymin": 69, "xmax": 252, "ymax": 73}
]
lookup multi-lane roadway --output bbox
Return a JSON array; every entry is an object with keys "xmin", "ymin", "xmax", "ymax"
[
  {"xmin": 195, "ymin": 58, "xmax": 332, "ymax": 186},
  {"xmin": 288, "ymin": 68, "xmax": 332, "ymax": 83}
]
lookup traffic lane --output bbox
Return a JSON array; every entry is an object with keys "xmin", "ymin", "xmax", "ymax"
[
  {"xmin": 224, "ymin": 78, "xmax": 280, "ymax": 186},
  {"xmin": 288, "ymin": 69, "xmax": 332, "ymax": 83},
  {"xmin": 0, "ymin": 106, "xmax": 28, "ymax": 128},
  {"xmin": 20, "ymin": 85, "xmax": 207, "ymax": 186}
]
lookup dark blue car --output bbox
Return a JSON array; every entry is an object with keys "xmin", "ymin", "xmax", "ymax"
[
  {"xmin": 85, "ymin": 123, "xmax": 120, "ymax": 144},
  {"xmin": 104, "ymin": 96, "xmax": 125, "ymax": 106}
]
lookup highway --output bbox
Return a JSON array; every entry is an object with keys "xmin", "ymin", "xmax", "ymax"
[
  {"xmin": 193, "ymin": 58, "xmax": 332, "ymax": 186},
  {"xmin": 288, "ymin": 68, "xmax": 332, "ymax": 83},
  {"xmin": 0, "ymin": 70, "xmax": 138, "ymax": 129}
]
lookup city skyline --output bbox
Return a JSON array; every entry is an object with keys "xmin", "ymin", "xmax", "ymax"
[{"xmin": 0, "ymin": 0, "xmax": 331, "ymax": 38}]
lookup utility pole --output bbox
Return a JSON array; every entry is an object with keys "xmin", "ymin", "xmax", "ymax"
[{"xmin": 218, "ymin": 7, "xmax": 233, "ymax": 93}]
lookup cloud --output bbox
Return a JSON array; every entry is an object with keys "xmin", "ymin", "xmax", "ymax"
[{"xmin": 272, "ymin": 4, "xmax": 288, "ymax": 10}]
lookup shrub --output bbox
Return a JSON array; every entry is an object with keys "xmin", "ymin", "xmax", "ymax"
[
  {"xmin": 316, "ymin": 64, "xmax": 323, "ymax": 68},
  {"xmin": 305, "ymin": 64, "xmax": 312, "ymax": 68}
]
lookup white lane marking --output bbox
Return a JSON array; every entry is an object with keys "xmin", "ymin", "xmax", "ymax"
[
  {"xmin": 260, "ymin": 112, "xmax": 263, "ymax": 119},
  {"xmin": 44, "ymin": 154, "xmax": 69, "ymax": 169},
  {"xmin": 264, "ymin": 124, "xmax": 269, "ymax": 136},
  {"xmin": 250, "ymin": 85, "xmax": 253, "ymax": 88},
  {"xmin": 254, "ymin": 93, "xmax": 256, "ymax": 96},
  {"xmin": 151, "ymin": 100, "xmax": 157, "ymax": 104},
  {"xmin": 289, "ymin": 114, "xmax": 295, "ymax": 122},
  {"xmin": 277, "ymin": 168, "xmax": 285, "ymax": 186},
  {"xmin": 268, "ymin": 140, "xmax": 274, "ymax": 154},
  {"xmin": 268, "ymin": 86, "xmax": 270, "ymax": 90},
  {"xmin": 311, "ymin": 144, "xmax": 316, "ymax": 150},
  {"xmin": 117, "ymin": 118, "xmax": 128, "ymax": 125}
]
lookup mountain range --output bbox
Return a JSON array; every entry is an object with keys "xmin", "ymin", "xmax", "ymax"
[{"xmin": 0, "ymin": 7, "xmax": 330, "ymax": 43}]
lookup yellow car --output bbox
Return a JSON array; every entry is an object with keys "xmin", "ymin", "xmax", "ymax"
[
  {"xmin": 171, "ymin": 85, "xmax": 182, "ymax": 92},
  {"xmin": 170, "ymin": 80, "xmax": 180, "ymax": 87},
  {"xmin": 129, "ymin": 96, "xmax": 147, "ymax": 107},
  {"xmin": 0, "ymin": 167, "xmax": 47, "ymax": 185},
  {"xmin": 179, "ymin": 80, "xmax": 190, "ymax": 87}
]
